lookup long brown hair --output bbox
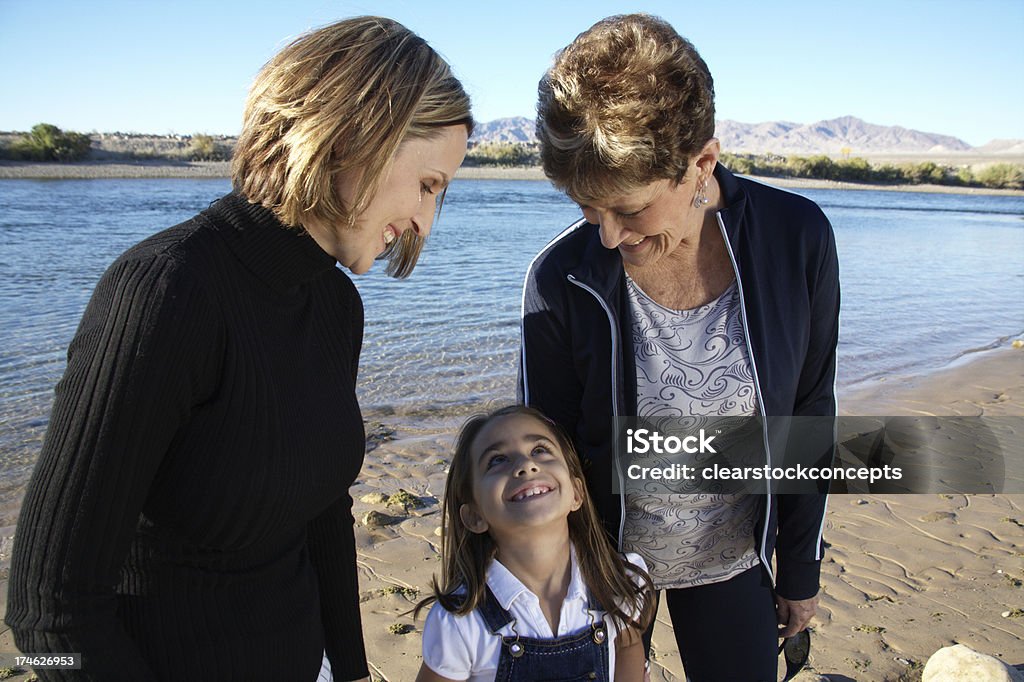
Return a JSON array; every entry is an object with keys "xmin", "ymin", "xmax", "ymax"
[{"xmin": 415, "ymin": 405, "xmax": 655, "ymax": 632}]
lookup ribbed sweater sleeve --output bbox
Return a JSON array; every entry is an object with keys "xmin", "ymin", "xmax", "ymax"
[
  {"xmin": 308, "ymin": 293, "xmax": 368, "ymax": 681},
  {"xmin": 308, "ymin": 497, "xmax": 369, "ymax": 680},
  {"xmin": 5, "ymin": 248, "xmax": 222, "ymax": 681}
]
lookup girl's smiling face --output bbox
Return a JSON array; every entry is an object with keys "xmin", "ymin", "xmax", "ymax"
[{"xmin": 459, "ymin": 413, "xmax": 583, "ymax": 541}]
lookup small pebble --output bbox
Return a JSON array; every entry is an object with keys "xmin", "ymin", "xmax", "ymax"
[
  {"xmin": 1012, "ymin": 339, "xmax": 1023, "ymax": 349},
  {"xmin": 360, "ymin": 492, "xmax": 389, "ymax": 505},
  {"xmin": 362, "ymin": 510, "xmax": 403, "ymax": 528},
  {"xmin": 1003, "ymin": 611, "xmax": 1012, "ymax": 617}
]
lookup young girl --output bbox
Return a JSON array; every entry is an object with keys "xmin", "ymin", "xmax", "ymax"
[{"xmin": 415, "ymin": 405, "xmax": 655, "ymax": 682}]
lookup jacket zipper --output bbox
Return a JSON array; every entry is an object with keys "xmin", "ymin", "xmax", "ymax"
[
  {"xmin": 566, "ymin": 274, "xmax": 627, "ymax": 552},
  {"xmin": 716, "ymin": 212, "xmax": 776, "ymax": 584}
]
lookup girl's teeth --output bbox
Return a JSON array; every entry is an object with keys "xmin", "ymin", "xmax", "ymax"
[{"xmin": 513, "ymin": 486, "xmax": 550, "ymax": 501}]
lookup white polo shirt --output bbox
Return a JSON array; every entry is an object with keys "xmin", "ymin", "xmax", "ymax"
[{"xmin": 421, "ymin": 547, "xmax": 646, "ymax": 681}]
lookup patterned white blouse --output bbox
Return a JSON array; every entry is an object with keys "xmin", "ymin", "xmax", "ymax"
[{"xmin": 623, "ymin": 276, "xmax": 760, "ymax": 589}]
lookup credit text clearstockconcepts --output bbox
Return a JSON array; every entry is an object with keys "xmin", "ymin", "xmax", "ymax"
[{"xmin": 625, "ymin": 428, "xmax": 717, "ymax": 454}]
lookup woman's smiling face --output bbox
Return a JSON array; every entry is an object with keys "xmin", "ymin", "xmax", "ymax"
[
  {"xmin": 576, "ymin": 171, "xmax": 705, "ymax": 269},
  {"xmin": 304, "ymin": 124, "xmax": 468, "ymax": 275}
]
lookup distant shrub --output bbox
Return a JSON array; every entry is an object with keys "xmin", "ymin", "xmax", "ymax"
[
  {"xmin": 717, "ymin": 152, "xmax": 1024, "ymax": 190},
  {"xmin": 835, "ymin": 157, "xmax": 873, "ymax": 182},
  {"xmin": 975, "ymin": 163, "xmax": 1024, "ymax": 190},
  {"xmin": 900, "ymin": 161, "xmax": 950, "ymax": 185},
  {"xmin": 954, "ymin": 167, "xmax": 975, "ymax": 186},
  {"xmin": 466, "ymin": 142, "xmax": 537, "ymax": 166},
  {"xmin": 2, "ymin": 123, "xmax": 92, "ymax": 161},
  {"xmin": 187, "ymin": 134, "xmax": 230, "ymax": 161}
]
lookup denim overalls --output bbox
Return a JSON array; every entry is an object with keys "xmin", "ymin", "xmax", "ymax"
[{"xmin": 478, "ymin": 585, "xmax": 610, "ymax": 681}]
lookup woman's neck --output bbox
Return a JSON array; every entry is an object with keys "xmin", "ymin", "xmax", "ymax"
[{"xmin": 495, "ymin": 532, "xmax": 573, "ymax": 634}]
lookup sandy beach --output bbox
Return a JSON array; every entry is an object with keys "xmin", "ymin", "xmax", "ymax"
[
  {"xmin": 347, "ymin": 345, "xmax": 1024, "ymax": 681},
  {"xmin": 344, "ymin": 347, "xmax": 1024, "ymax": 682},
  {"xmin": 0, "ymin": 347, "xmax": 1021, "ymax": 680}
]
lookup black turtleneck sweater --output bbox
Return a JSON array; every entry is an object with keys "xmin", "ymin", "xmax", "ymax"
[{"xmin": 6, "ymin": 193, "xmax": 369, "ymax": 681}]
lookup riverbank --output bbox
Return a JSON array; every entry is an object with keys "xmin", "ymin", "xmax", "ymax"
[{"xmin": 1, "ymin": 160, "xmax": 1022, "ymax": 196}]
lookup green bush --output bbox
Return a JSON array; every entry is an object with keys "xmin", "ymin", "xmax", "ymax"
[
  {"xmin": 900, "ymin": 161, "xmax": 950, "ymax": 185},
  {"xmin": 835, "ymin": 157, "xmax": 873, "ymax": 182},
  {"xmin": 717, "ymin": 152, "xmax": 1024, "ymax": 190},
  {"xmin": 466, "ymin": 142, "xmax": 537, "ymax": 166},
  {"xmin": 975, "ymin": 163, "xmax": 1024, "ymax": 190},
  {"xmin": 3, "ymin": 123, "xmax": 92, "ymax": 161},
  {"xmin": 187, "ymin": 134, "xmax": 230, "ymax": 161}
]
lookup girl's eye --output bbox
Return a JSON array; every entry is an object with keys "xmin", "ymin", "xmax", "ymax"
[
  {"xmin": 532, "ymin": 445, "xmax": 553, "ymax": 457},
  {"xmin": 421, "ymin": 182, "xmax": 435, "ymax": 196},
  {"xmin": 485, "ymin": 454, "xmax": 507, "ymax": 469}
]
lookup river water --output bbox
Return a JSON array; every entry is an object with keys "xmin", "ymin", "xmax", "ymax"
[{"xmin": 1, "ymin": 177, "xmax": 1022, "ymax": 542}]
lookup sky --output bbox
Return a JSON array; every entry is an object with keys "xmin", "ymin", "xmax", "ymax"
[{"xmin": 1, "ymin": 0, "xmax": 1022, "ymax": 147}]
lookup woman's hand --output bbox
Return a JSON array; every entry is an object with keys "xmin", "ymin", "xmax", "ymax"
[{"xmin": 776, "ymin": 594, "xmax": 818, "ymax": 638}]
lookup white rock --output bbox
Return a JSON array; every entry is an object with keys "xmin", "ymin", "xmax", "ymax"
[{"xmin": 922, "ymin": 644, "xmax": 1023, "ymax": 682}]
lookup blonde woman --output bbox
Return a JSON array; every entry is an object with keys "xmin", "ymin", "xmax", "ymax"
[
  {"xmin": 6, "ymin": 17, "xmax": 471, "ymax": 681},
  {"xmin": 520, "ymin": 14, "xmax": 838, "ymax": 681}
]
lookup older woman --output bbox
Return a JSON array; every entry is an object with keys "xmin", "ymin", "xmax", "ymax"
[
  {"xmin": 6, "ymin": 17, "xmax": 471, "ymax": 682},
  {"xmin": 520, "ymin": 14, "xmax": 838, "ymax": 681}
]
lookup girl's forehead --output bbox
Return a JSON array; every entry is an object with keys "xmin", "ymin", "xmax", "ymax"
[{"xmin": 470, "ymin": 413, "xmax": 559, "ymax": 454}]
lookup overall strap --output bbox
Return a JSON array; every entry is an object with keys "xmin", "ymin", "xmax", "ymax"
[{"xmin": 478, "ymin": 585, "xmax": 515, "ymax": 634}]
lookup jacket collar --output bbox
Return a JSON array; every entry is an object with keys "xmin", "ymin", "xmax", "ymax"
[
  {"xmin": 565, "ymin": 224, "xmax": 624, "ymax": 303},
  {"xmin": 714, "ymin": 163, "xmax": 750, "ymax": 251},
  {"xmin": 204, "ymin": 192, "xmax": 338, "ymax": 294}
]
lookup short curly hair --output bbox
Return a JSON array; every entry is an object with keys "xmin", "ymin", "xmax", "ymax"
[{"xmin": 536, "ymin": 14, "xmax": 715, "ymax": 202}]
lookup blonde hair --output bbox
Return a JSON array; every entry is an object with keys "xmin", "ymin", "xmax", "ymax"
[
  {"xmin": 416, "ymin": 406, "xmax": 655, "ymax": 633},
  {"xmin": 536, "ymin": 13, "xmax": 714, "ymax": 203},
  {"xmin": 232, "ymin": 16, "xmax": 473, "ymax": 278}
]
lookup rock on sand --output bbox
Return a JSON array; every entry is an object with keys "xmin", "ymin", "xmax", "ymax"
[{"xmin": 922, "ymin": 644, "xmax": 1023, "ymax": 681}]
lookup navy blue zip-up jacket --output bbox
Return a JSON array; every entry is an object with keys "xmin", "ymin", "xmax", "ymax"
[{"xmin": 519, "ymin": 164, "xmax": 839, "ymax": 600}]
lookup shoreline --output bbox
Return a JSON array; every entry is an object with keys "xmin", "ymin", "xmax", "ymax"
[{"xmin": 1, "ymin": 160, "xmax": 1021, "ymax": 196}]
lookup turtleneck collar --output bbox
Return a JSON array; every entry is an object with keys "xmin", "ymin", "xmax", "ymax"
[{"xmin": 203, "ymin": 192, "xmax": 339, "ymax": 293}]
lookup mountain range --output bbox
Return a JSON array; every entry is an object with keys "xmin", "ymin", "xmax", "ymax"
[{"xmin": 470, "ymin": 115, "xmax": 1022, "ymax": 155}]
